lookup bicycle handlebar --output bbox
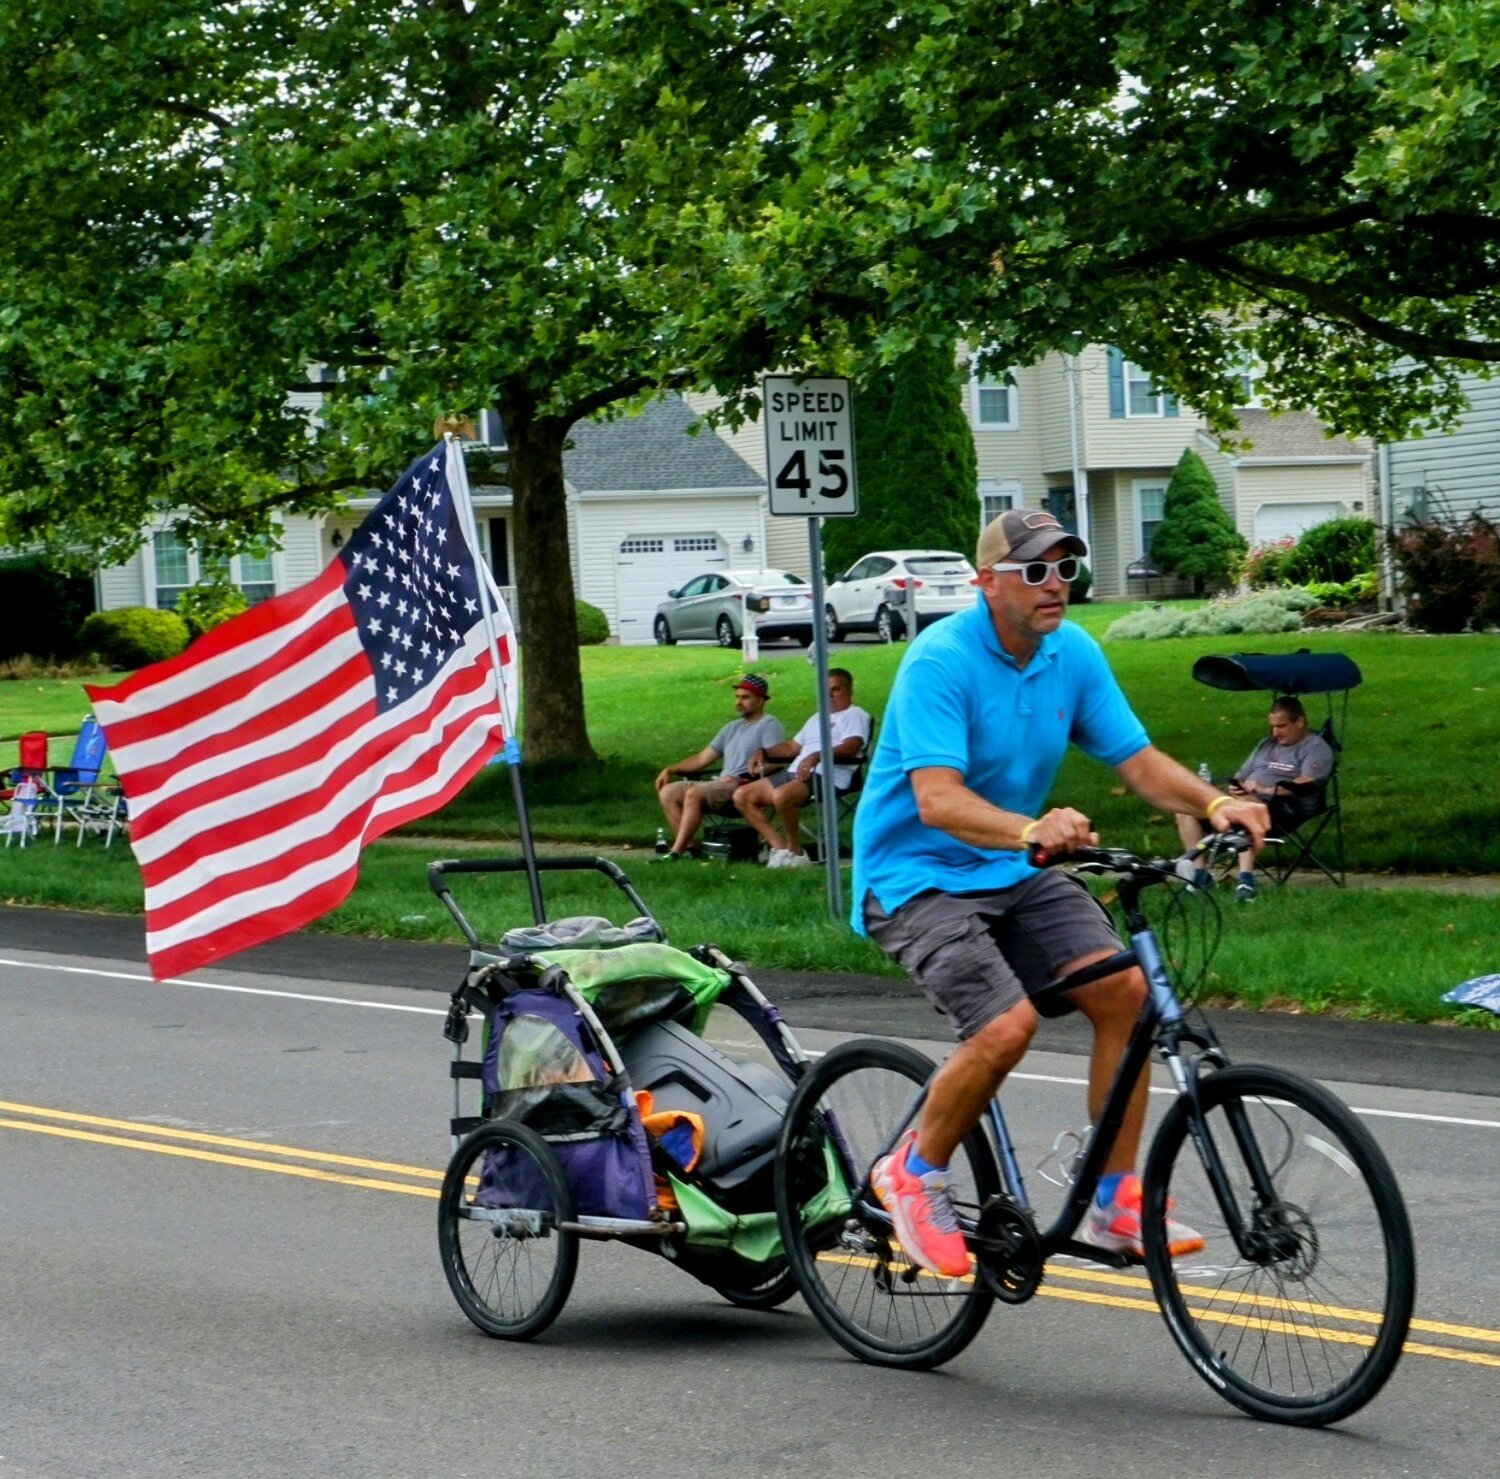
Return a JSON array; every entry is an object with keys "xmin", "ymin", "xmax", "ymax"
[{"xmin": 1027, "ymin": 827, "xmax": 1260, "ymax": 876}]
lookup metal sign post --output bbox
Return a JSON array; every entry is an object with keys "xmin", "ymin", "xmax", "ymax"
[{"xmin": 763, "ymin": 375, "xmax": 859, "ymax": 921}]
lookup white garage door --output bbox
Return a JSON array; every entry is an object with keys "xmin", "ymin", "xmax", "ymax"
[
  {"xmin": 615, "ymin": 534, "xmax": 726, "ymax": 645},
  {"xmin": 1253, "ymin": 502, "xmax": 1342, "ymax": 545}
]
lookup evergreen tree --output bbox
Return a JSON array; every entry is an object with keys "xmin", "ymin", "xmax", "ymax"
[
  {"xmin": 1151, "ymin": 448, "xmax": 1248, "ymax": 594},
  {"xmin": 822, "ymin": 339, "xmax": 979, "ymax": 578}
]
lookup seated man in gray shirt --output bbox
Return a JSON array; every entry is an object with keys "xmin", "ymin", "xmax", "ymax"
[
  {"xmin": 653, "ymin": 673, "xmax": 785, "ymax": 860},
  {"xmin": 1176, "ymin": 694, "xmax": 1335, "ymax": 901}
]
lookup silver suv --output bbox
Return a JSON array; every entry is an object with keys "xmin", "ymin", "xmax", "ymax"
[{"xmin": 823, "ymin": 550, "xmax": 979, "ymax": 642}]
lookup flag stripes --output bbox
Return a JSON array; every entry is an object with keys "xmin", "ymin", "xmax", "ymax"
[{"xmin": 86, "ymin": 442, "xmax": 517, "ymax": 979}]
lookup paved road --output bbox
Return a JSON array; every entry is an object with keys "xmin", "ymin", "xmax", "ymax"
[{"xmin": 2, "ymin": 916, "xmax": 1497, "ymax": 1478}]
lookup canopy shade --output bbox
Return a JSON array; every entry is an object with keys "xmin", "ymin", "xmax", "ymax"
[{"xmin": 1191, "ymin": 651, "xmax": 1363, "ymax": 695}]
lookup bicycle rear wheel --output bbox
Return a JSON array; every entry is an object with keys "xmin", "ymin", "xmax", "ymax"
[
  {"xmin": 773, "ymin": 1038, "xmax": 998, "ymax": 1369},
  {"xmin": 438, "ymin": 1120, "xmax": 579, "ymax": 1340},
  {"xmin": 1143, "ymin": 1064, "xmax": 1415, "ymax": 1426}
]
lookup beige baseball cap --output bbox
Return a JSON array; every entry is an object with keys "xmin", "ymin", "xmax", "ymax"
[{"xmin": 977, "ymin": 508, "xmax": 1089, "ymax": 568}]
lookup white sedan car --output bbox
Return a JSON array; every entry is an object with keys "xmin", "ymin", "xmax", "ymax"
[
  {"xmin": 653, "ymin": 569, "xmax": 815, "ymax": 647},
  {"xmin": 823, "ymin": 549, "xmax": 979, "ymax": 642}
]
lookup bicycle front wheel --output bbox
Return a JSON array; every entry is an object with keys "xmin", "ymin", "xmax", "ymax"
[
  {"xmin": 1143, "ymin": 1065, "xmax": 1415, "ymax": 1426},
  {"xmin": 773, "ymin": 1038, "xmax": 998, "ymax": 1369},
  {"xmin": 438, "ymin": 1120, "xmax": 579, "ymax": 1340}
]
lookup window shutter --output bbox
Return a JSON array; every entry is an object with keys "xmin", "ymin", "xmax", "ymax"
[
  {"xmin": 1106, "ymin": 348, "xmax": 1125, "ymax": 418},
  {"xmin": 1163, "ymin": 394, "xmax": 1181, "ymax": 418}
]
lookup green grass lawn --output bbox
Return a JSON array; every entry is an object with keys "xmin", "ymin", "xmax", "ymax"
[
  {"xmin": 1, "ymin": 609, "xmax": 1496, "ymax": 1024},
  {"xmin": 0, "ymin": 836, "xmax": 1491, "ymax": 1024},
  {"xmin": 425, "ymin": 619, "xmax": 1500, "ymax": 874}
]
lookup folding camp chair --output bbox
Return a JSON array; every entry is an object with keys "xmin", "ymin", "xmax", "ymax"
[
  {"xmin": 1, "ymin": 732, "xmax": 50, "ymax": 848},
  {"xmin": 37, "ymin": 717, "xmax": 110, "ymax": 845},
  {"xmin": 1191, "ymin": 651, "xmax": 1360, "ymax": 887},
  {"xmin": 801, "ymin": 729, "xmax": 874, "ymax": 863}
]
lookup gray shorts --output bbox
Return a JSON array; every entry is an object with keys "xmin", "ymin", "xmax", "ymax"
[{"xmin": 863, "ymin": 872, "xmax": 1122, "ymax": 1039}]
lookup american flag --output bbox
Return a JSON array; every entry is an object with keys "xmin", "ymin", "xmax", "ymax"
[{"xmin": 87, "ymin": 442, "xmax": 516, "ymax": 979}]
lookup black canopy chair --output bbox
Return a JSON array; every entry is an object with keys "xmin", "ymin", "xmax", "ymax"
[{"xmin": 1191, "ymin": 650, "xmax": 1362, "ymax": 887}]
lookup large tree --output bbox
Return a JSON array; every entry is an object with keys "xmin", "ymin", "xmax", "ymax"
[
  {"xmin": 0, "ymin": 1, "xmax": 777, "ymax": 762},
  {"xmin": 608, "ymin": 1, "xmax": 1500, "ymax": 441},
  {"xmin": 8, "ymin": 1, "xmax": 1500, "ymax": 763}
]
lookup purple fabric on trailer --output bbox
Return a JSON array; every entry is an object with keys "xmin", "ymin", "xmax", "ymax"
[{"xmin": 479, "ymin": 988, "xmax": 655, "ymax": 1221}]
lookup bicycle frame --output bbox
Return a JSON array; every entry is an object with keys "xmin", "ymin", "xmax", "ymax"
[{"xmin": 854, "ymin": 864, "xmax": 1248, "ymax": 1267}]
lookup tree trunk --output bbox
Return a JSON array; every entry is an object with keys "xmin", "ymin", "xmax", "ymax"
[{"xmin": 505, "ymin": 407, "xmax": 595, "ymax": 763}]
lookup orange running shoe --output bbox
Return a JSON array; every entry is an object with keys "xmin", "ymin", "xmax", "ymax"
[
  {"xmin": 870, "ymin": 1130, "xmax": 971, "ymax": 1279},
  {"xmin": 1083, "ymin": 1172, "xmax": 1204, "ymax": 1259}
]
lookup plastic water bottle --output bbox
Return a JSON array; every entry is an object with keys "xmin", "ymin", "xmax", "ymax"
[
  {"xmin": 1198, "ymin": 762, "xmax": 1213, "ymax": 783},
  {"xmin": 655, "ymin": 826, "xmax": 668, "ymax": 856}
]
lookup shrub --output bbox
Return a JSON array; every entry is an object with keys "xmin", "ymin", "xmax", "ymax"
[
  {"xmin": 0, "ymin": 556, "xmax": 95, "ymax": 660},
  {"xmin": 1150, "ymin": 448, "xmax": 1247, "ymax": 593},
  {"xmin": 1069, "ymin": 562, "xmax": 1093, "ymax": 604},
  {"xmin": 1242, "ymin": 538, "xmax": 1296, "ymax": 588},
  {"xmin": 1105, "ymin": 586, "xmax": 1319, "ymax": 640},
  {"xmin": 576, "ymin": 598, "xmax": 610, "ymax": 645},
  {"xmin": 78, "ymin": 607, "xmax": 191, "ymax": 668},
  {"xmin": 1302, "ymin": 573, "xmax": 1378, "ymax": 608},
  {"xmin": 1387, "ymin": 509, "xmax": 1500, "ymax": 633},
  {"xmin": 176, "ymin": 584, "xmax": 250, "ymax": 639},
  {"xmin": 1280, "ymin": 517, "xmax": 1375, "ymax": 585}
]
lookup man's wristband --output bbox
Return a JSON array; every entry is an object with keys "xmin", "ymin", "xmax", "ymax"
[
  {"xmin": 1205, "ymin": 794, "xmax": 1233, "ymax": 819},
  {"xmin": 1019, "ymin": 820, "xmax": 1040, "ymax": 845}
]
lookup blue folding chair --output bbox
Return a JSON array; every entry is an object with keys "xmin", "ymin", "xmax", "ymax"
[{"xmin": 38, "ymin": 718, "xmax": 110, "ymax": 845}]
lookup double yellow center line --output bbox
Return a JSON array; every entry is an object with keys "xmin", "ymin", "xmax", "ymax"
[{"xmin": 3, "ymin": 1098, "xmax": 1498, "ymax": 1372}]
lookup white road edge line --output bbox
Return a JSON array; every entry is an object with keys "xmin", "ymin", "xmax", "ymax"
[
  {"xmin": 0, "ymin": 956, "xmax": 447, "ymax": 1016},
  {"xmin": 5, "ymin": 956, "xmax": 1498, "ymax": 1130}
]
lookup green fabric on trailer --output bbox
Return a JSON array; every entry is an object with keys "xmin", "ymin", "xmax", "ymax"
[
  {"xmin": 665, "ymin": 1141, "xmax": 853, "ymax": 1264},
  {"xmin": 530, "ymin": 942, "xmax": 732, "ymax": 1033}
]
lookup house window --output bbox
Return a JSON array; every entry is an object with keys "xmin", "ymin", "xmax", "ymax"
[
  {"xmin": 151, "ymin": 529, "xmax": 279, "ymax": 610},
  {"xmin": 152, "ymin": 530, "xmax": 193, "ymax": 611},
  {"xmin": 673, "ymin": 535, "xmax": 719, "ymax": 553},
  {"xmin": 1134, "ymin": 481, "xmax": 1168, "ymax": 558},
  {"xmin": 978, "ymin": 479, "xmax": 1021, "ymax": 527},
  {"xmin": 970, "ymin": 368, "xmax": 1019, "ymax": 429},
  {"xmin": 1124, "ymin": 361, "xmax": 1167, "ymax": 417}
]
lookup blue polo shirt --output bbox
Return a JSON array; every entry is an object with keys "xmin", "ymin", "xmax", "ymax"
[{"xmin": 851, "ymin": 601, "xmax": 1150, "ymax": 932}]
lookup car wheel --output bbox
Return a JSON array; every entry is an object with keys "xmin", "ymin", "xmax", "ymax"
[
  {"xmin": 876, "ymin": 605, "xmax": 905, "ymax": 643},
  {"xmin": 795, "ymin": 628, "xmax": 814, "ymax": 647},
  {"xmin": 716, "ymin": 615, "xmax": 738, "ymax": 648},
  {"xmin": 653, "ymin": 616, "xmax": 676, "ymax": 646},
  {"xmin": 824, "ymin": 606, "xmax": 844, "ymax": 643}
]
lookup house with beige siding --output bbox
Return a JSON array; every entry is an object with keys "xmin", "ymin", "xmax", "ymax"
[
  {"xmin": 95, "ymin": 358, "xmax": 1373, "ymax": 642},
  {"xmin": 96, "ymin": 394, "xmax": 773, "ymax": 647}
]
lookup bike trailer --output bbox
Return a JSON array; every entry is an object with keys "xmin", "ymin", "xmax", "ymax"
[{"xmin": 430, "ymin": 856, "xmax": 833, "ymax": 1326}]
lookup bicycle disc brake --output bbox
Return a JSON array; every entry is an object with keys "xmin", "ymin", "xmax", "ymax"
[{"xmin": 975, "ymin": 1194, "xmax": 1043, "ymax": 1304}]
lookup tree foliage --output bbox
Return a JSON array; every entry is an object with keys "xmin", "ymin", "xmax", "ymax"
[
  {"xmin": 611, "ymin": 0, "xmax": 1500, "ymax": 441},
  {"xmin": 0, "ymin": 1, "xmax": 774, "ymax": 761},
  {"xmin": 822, "ymin": 338, "xmax": 977, "ymax": 575},
  {"xmin": 1150, "ymin": 449, "xmax": 1246, "ymax": 593},
  {"xmin": 8, "ymin": 2, "xmax": 1500, "ymax": 759}
]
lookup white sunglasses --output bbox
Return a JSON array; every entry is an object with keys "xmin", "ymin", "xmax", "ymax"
[{"xmin": 989, "ymin": 556, "xmax": 1083, "ymax": 586}]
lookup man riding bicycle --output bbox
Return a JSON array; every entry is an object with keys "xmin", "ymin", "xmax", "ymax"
[{"xmin": 853, "ymin": 509, "xmax": 1268, "ymax": 1277}]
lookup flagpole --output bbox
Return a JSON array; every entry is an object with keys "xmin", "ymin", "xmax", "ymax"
[{"xmin": 442, "ymin": 426, "xmax": 547, "ymax": 927}]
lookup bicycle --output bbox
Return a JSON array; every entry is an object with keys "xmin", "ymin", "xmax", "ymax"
[{"xmin": 772, "ymin": 833, "xmax": 1416, "ymax": 1426}]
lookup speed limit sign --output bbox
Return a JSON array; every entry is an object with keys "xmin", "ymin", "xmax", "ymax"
[{"xmin": 763, "ymin": 375, "xmax": 859, "ymax": 517}]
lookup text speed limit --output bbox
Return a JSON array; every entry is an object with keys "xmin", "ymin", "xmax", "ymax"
[{"xmin": 763, "ymin": 375, "xmax": 859, "ymax": 517}]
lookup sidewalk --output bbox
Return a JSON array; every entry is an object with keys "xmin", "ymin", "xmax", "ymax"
[{"xmin": 2, "ymin": 902, "xmax": 1494, "ymax": 1100}]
